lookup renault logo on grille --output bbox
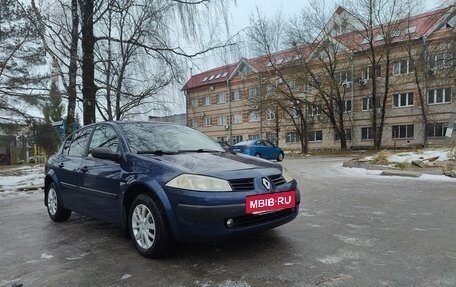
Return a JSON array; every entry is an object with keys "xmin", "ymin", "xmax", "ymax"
[{"xmin": 262, "ymin": 178, "xmax": 272, "ymax": 190}]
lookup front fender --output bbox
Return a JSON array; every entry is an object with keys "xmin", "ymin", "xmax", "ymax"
[
  {"xmin": 121, "ymin": 177, "xmax": 179, "ymax": 238},
  {"xmin": 44, "ymin": 169, "xmax": 63, "ymax": 207}
]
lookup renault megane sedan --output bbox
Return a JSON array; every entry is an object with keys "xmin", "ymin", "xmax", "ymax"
[{"xmin": 44, "ymin": 121, "xmax": 300, "ymax": 258}]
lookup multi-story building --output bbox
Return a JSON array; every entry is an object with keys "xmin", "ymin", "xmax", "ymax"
[{"xmin": 182, "ymin": 6, "xmax": 456, "ymax": 151}]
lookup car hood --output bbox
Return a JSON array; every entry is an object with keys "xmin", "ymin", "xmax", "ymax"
[{"xmin": 151, "ymin": 152, "xmax": 280, "ymax": 175}]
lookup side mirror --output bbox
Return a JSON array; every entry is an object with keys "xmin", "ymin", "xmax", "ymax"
[{"xmin": 92, "ymin": 147, "xmax": 120, "ymax": 161}]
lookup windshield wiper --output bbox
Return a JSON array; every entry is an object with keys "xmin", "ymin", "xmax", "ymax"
[
  {"xmin": 137, "ymin": 150, "xmax": 178, "ymax": 155},
  {"xmin": 177, "ymin": 149, "xmax": 222, "ymax": 153}
]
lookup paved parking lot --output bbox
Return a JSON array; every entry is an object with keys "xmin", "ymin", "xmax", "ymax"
[{"xmin": 1, "ymin": 157, "xmax": 455, "ymax": 287}]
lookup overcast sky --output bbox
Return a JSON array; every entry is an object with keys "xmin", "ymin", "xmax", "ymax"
[{"xmin": 229, "ymin": 0, "xmax": 442, "ymax": 35}]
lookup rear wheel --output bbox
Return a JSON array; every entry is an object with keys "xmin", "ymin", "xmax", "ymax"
[
  {"xmin": 46, "ymin": 183, "xmax": 71, "ymax": 222},
  {"xmin": 129, "ymin": 194, "xmax": 172, "ymax": 258},
  {"xmin": 255, "ymin": 153, "xmax": 261, "ymax": 158},
  {"xmin": 277, "ymin": 152, "xmax": 284, "ymax": 162}
]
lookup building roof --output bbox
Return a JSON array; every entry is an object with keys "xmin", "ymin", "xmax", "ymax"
[{"xmin": 182, "ymin": 6, "xmax": 452, "ymax": 91}]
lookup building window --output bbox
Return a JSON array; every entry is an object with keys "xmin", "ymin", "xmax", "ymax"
[
  {"xmin": 232, "ymin": 135, "xmax": 243, "ymax": 144},
  {"xmin": 204, "ymin": 116, "xmax": 211, "ymax": 126},
  {"xmin": 334, "ymin": 70, "xmax": 352, "ymax": 84},
  {"xmin": 248, "ymin": 134, "xmax": 260, "ymax": 140},
  {"xmin": 393, "ymin": 92, "xmax": 414, "ymax": 108},
  {"xmin": 190, "ymin": 119, "xmax": 198, "ymax": 128},
  {"xmin": 308, "ymin": 131, "xmax": 323, "ymax": 142},
  {"xmin": 266, "ymin": 132, "xmax": 277, "ymax": 143},
  {"xmin": 361, "ymin": 127, "xmax": 373, "ymax": 140},
  {"xmin": 287, "ymin": 108, "xmax": 299, "ymax": 119},
  {"xmin": 428, "ymin": 88, "xmax": 451, "ymax": 104},
  {"xmin": 217, "ymin": 93, "xmax": 227, "ymax": 104},
  {"xmin": 286, "ymin": 132, "xmax": 299, "ymax": 143},
  {"xmin": 429, "ymin": 53, "xmax": 452, "ymax": 70},
  {"xmin": 248, "ymin": 111, "xmax": 260, "ymax": 122},
  {"xmin": 248, "ymin": 87, "xmax": 258, "ymax": 100},
  {"xmin": 191, "ymin": 98, "xmax": 198, "ymax": 108},
  {"xmin": 231, "ymin": 90, "xmax": 242, "ymax": 101},
  {"xmin": 427, "ymin": 123, "xmax": 448, "ymax": 138},
  {"xmin": 217, "ymin": 115, "xmax": 227, "ymax": 126},
  {"xmin": 266, "ymin": 108, "xmax": 276, "ymax": 120},
  {"xmin": 392, "ymin": 124, "xmax": 414, "ymax": 139},
  {"xmin": 362, "ymin": 96, "xmax": 381, "ymax": 111},
  {"xmin": 344, "ymin": 100, "xmax": 352, "ymax": 112},
  {"xmin": 361, "ymin": 66, "xmax": 371, "ymax": 80},
  {"xmin": 335, "ymin": 129, "xmax": 352, "ymax": 141},
  {"xmin": 307, "ymin": 105, "xmax": 321, "ymax": 116},
  {"xmin": 392, "ymin": 59, "xmax": 414, "ymax": 75},
  {"xmin": 232, "ymin": 114, "xmax": 242, "ymax": 124},
  {"xmin": 203, "ymin": 96, "xmax": 211, "ymax": 106},
  {"xmin": 216, "ymin": 136, "xmax": 226, "ymax": 142}
]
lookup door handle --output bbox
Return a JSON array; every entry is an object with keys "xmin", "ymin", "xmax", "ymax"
[
  {"xmin": 58, "ymin": 163, "xmax": 64, "ymax": 168},
  {"xmin": 80, "ymin": 166, "xmax": 89, "ymax": 173}
]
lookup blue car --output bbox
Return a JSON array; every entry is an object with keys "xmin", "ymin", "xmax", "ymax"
[
  {"xmin": 44, "ymin": 122, "xmax": 300, "ymax": 258},
  {"xmin": 231, "ymin": 140, "xmax": 285, "ymax": 161}
]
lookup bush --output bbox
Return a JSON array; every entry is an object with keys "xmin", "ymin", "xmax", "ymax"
[{"xmin": 371, "ymin": 150, "xmax": 391, "ymax": 165}]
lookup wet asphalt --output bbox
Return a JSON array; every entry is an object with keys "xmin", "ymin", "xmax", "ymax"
[{"xmin": 1, "ymin": 157, "xmax": 455, "ymax": 287}]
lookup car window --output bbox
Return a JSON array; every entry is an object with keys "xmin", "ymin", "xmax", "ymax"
[
  {"xmin": 264, "ymin": 140, "xmax": 274, "ymax": 147},
  {"xmin": 67, "ymin": 128, "xmax": 93, "ymax": 157},
  {"xmin": 255, "ymin": 140, "xmax": 262, "ymax": 146},
  {"xmin": 62, "ymin": 136, "xmax": 73, "ymax": 155},
  {"xmin": 89, "ymin": 125, "xmax": 119, "ymax": 155}
]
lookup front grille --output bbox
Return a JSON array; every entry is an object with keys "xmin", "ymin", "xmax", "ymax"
[
  {"xmin": 229, "ymin": 178, "xmax": 254, "ymax": 191},
  {"xmin": 268, "ymin": 174, "xmax": 286, "ymax": 187}
]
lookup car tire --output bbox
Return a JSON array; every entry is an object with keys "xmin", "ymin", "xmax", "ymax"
[
  {"xmin": 255, "ymin": 153, "xmax": 261, "ymax": 158},
  {"xmin": 46, "ymin": 183, "xmax": 71, "ymax": 222},
  {"xmin": 129, "ymin": 193, "xmax": 172, "ymax": 259},
  {"xmin": 277, "ymin": 152, "xmax": 284, "ymax": 162}
]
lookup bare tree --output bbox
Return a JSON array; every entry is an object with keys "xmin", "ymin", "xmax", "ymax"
[
  {"xmin": 248, "ymin": 9, "xmax": 311, "ymax": 153},
  {"xmin": 31, "ymin": 0, "xmax": 79, "ymax": 135},
  {"xmin": 347, "ymin": 0, "xmax": 424, "ymax": 150}
]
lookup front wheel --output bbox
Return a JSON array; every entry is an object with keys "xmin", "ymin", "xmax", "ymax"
[
  {"xmin": 129, "ymin": 194, "xmax": 172, "ymax": 258},
  {"xmin": 277, "ymin": 152, "xmax": 284, "ymax": 162},
  {"xmin": 46, "ymin": 183, "xmax": 71, "ymax": 222}
]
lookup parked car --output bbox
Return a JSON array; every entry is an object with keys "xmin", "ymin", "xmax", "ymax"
[
  {"xmin": 217, "ymin": 140, "xmax": 231, "ymax": 150},
  {"xmin": 230, "ymin": 139, "xmax": 285, "ymax": 161},
  {"xmin": 44, "ymin": 121, "xmax": 300, "ymax": 258}
]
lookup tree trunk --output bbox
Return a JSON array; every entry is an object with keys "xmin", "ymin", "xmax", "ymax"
[
  {"xmin": 81, "ymin": 0, "xmax": 96, "ymax": 125},
  {"xmin": 67, "ymin": 0, "xmax": 79, "ymax": 135}
]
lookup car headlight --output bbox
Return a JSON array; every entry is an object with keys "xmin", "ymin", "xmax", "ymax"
[
  {"xmin": 282, "ymin": 168, "xmax": 295, "ymax": 183},
  {"xmin": 165, "ymin": 174, "xmax": 233, "ymax": 192}
]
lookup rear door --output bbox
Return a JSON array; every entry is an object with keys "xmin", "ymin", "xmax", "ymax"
[
  {"xmin": 56, "ymin": 127, "xmax": 93, "ymax": 211},
  {"xmin": 79, "ymin": 124, "xmax": 123, "ymax": 222}
]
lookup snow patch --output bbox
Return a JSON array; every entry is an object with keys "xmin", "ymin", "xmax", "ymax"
[
  {"xmin": 121, "ymin": 274, "xmax": 132, "ymax": 280},
  {"xmin": 40, "ymin": 253, "xmax": 53, "ymax": 259}
]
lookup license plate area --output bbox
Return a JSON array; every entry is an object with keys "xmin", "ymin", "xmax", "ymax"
[{"xmin": 245, "ymin": 191, "xmax": 295, "ymax": 214}]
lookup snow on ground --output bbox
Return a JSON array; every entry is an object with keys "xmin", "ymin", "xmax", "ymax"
[
  {"xmin": 364, "ymin": 149, "xmax": 454, "ymax": 163},
  {"xmin": 0, "ymin": 165, "xmax": 44, "ymax": 193},
  {"xmin": 388, "ymin": 150, "xmax": 454, "ymax": 163}
]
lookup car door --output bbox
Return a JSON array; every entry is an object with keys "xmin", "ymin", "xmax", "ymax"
[
  {"xmin": 56, "ymin": 127, "xmax": 93, "ymax": 211},
  {"xmin": 263, "ymin": 140, "xmax": 278, "ymax": 159},
  {"xmin": 79, "ymin": 124, "xmax": 123, "ymax": 222}
]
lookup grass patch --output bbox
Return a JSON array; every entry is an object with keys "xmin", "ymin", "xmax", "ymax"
[
  {"xmin": 393, "ymin": 162, "xmax": 410, "ymax": 170},
  {"xmin": 371, "ymin": 150, "xmax": 391, "ymax": 165}
]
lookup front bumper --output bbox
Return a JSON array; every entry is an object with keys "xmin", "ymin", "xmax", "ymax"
[{"xmin": 165, "ymin": 187, "xmax": 301, "ymax": 242}]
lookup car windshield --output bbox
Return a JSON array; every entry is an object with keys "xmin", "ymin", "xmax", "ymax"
[{"xmin": 119, "ymin": 122, "xmax": 224, "ymax": 154}]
